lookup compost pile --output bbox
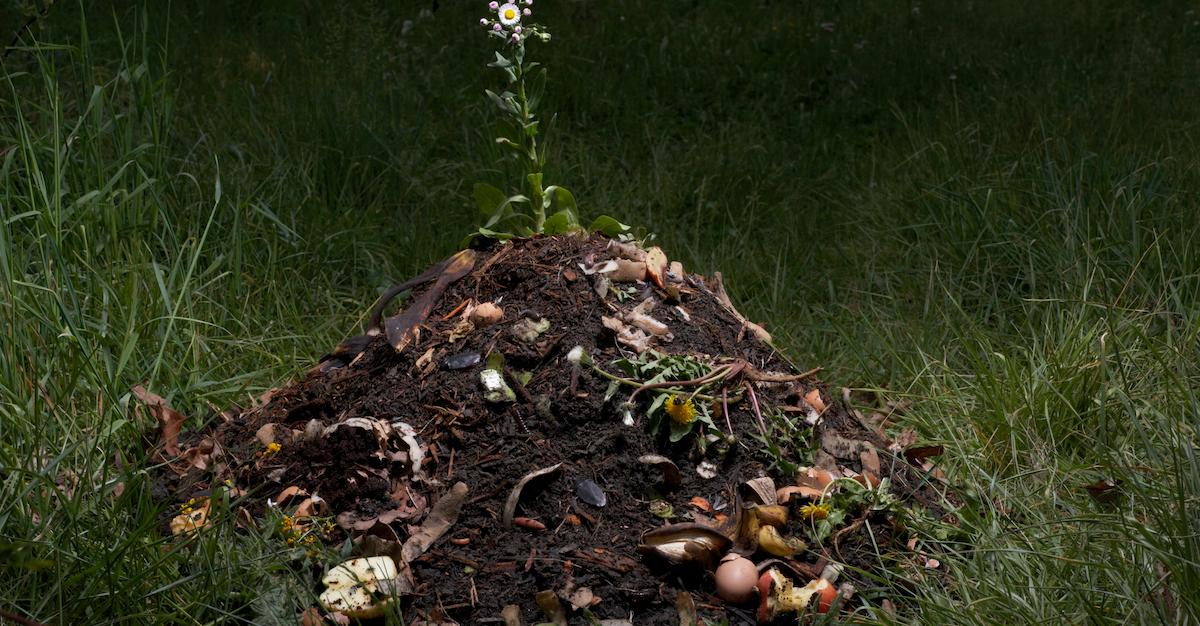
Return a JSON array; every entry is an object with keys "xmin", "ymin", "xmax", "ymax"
[{"xmin": 148, "ymin": 234, "xmax": 957, "ymax": 625}]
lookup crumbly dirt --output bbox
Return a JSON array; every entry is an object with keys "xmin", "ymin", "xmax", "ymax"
[{"xmin": 154, "ymin": 234, "xmax": 957, "ymax": 625}]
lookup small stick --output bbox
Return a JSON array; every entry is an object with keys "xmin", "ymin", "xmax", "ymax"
[
  {"xmin": 722, "ymin": 388, "xmax": 734, "ymax": 437},
  {"xmin": 442, "ymin": 298, "xmax": 471, "ymax": 321},
  {"xmin": 744, "ymin": 381, "xmax": 768, "ymax": 438}
]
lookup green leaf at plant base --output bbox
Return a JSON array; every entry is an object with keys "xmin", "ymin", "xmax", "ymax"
[
  {"xmin": 542, "ymin": 209, "xmax": 581, "ymax": 235},
  {"xmin": 483, "ymin": 195, "xmax": 531, "ymax": 228},
  {"xmin": 460, "ymin": 227, "xmax": 515, "ymax": 249},
  {"xmin": 589, "ymin": 215, "xmax": 630, "ymax": 236},
  {"xmin": 473, "ymin": 183, "xmax": 507, "ymax": 218},
  {"xmin": 543, "ymin": 185, "xmax": 578, "ymax": 213},
  {"xmin": 668, "ymin": 418, "xmax": 694, "ymax": 442}
]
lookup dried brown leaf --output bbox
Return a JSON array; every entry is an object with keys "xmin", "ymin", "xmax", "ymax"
[
  {"xmin": 401, "ymin": 481, "xmax": 468, "ymax": 563},
  {"xmin": 904, "ymin": 445, "xmax": 945, "ymax": 464},
  {"xmin": 385, "ymin": 249, "xmax": 476, "ymax": 353},
  {"xmin": 503, "ymin": 464, "xmax": 563, "ymax": 528},
  {"xmin": 132, "ymin": 385, "xmax": 189, "ymax": 457},
  {"xmin": 860, "ymin": 443, "xmax": 881, "ymax": 476}
]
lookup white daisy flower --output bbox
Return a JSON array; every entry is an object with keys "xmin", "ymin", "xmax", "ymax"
[{"xmin": 497, "ymin": 2, "xmax": 521, "ymax": 26}]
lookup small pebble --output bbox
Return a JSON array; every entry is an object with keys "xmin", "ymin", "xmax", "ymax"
[
  {"xmin": 442, "ymin": 350, "xmax": 482, "ymax": 370},
  {"xmin": 575, "ymin": 479, "xmax": 607, "ymax": 507}
]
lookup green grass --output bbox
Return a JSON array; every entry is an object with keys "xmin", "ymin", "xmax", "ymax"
[{"xmin": 2, "ymin": 0, "xmax": 1198, "ymax": 623}]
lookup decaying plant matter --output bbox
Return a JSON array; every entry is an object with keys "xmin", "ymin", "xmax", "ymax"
[{"xmin": 142, "ymin": 234, "xmax": 958, "ymax": 625}]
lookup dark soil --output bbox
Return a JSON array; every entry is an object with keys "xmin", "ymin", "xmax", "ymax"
[{"xmin": 155, "ymin": 234, "xmax": 957, "ymax": 625}]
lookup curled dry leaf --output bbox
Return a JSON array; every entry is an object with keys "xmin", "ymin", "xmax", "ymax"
[
  {"xmin": 401, "ymin": 481, "xmax": 469, "ymax": 563},
  {"xmin": 638, "ymin": 454, "xmax": 682, "ymax": 489},
  {"xmin": 388, "ymin": 482, "xmax": 429, "ymax": 520},
  {"xmin": 385, "ymin": 248, "xmax": 476, "ymax": 353},
  {"xmin": 274, "ymin": 485, "xmax": 308, "ymax": 506},
  {"xmin": 743, "ymin": 477, "xmax": 778, "ymax": 506},
  {"xmin": 295, "ymin": 495, "xmax": 328, "ymax": 518},
  {"xmin": 778, "ymin": 467, "xmax": 836, "ymax": 502},
  {"xmin": 132, "ymin": 385, "xmax": 189, "ymax": 457},
  {"xmin": 904, "ymin": 444, "xmax": 945, "ymax": 464},
  {"xmin": 176, "ymin": 437, "xmax": 222, "ymax": 474},
  {"xmin": 323, "ymin": 418, "xmax": 390, "ymax": 452},
  {"xmin": 503, "ymin": 464, "xmax": 563, "ymax": 528},
  {"xmin": 860, "ymin": 443, "xmax": 881, "ymax": 477}
]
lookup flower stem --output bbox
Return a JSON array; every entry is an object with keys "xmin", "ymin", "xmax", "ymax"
[{"xmin": 513, "ymin": 55, "xmax": 545, "ymax": 231}]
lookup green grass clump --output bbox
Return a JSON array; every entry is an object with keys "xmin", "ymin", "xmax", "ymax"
[{"xmin": 2, "ymin": 1, "xmax": 1198, "ymax": 623}]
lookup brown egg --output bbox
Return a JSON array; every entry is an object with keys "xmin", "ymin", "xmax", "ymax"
[{"xmin": 714, "ymin": 553, "xmax": 759, "ymax": 603}]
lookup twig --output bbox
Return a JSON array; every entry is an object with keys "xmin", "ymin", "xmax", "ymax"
[
  {"xmin": 744, "ymin": 381, "xmax": 768, "ymax": 438},
  {"xmin": 722, "ymin": 388, "xmax": 733, "ymax": 437}
]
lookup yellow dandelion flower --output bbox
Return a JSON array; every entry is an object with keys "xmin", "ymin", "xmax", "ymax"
[
  {"xmin": 664, "ymin": 395, "xmax": 697, "ymax": 425},
  {"xmin": 799, "ymin": 502, "xmax": 831, "ymax": 521},
  {"xmin": 266, "ymin": 442, "xmax": 281, "ymax": 454}
]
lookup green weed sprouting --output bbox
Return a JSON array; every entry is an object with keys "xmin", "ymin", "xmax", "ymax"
[{"xmin": 467, "ymin": 1, "xmax": 628, "ymax": 245}]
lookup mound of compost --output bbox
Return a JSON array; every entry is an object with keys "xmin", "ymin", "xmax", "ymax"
[{"xmin": 150, "ymin": 234, "xmax": 956, "ymax": 625}]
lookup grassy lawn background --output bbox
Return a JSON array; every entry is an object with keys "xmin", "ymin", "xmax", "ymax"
[{"xmin": 2, "ymin": 0, "xmax": 1198, "ymax": 623}]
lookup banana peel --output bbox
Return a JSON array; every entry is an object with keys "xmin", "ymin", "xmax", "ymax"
[{"xmin": 757, "ymin": 525, "xmax": 807, "ymax": 557}]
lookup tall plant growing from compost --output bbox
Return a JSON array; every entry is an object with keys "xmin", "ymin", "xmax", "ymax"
[{"xmin": 469, "ymin": 1, "xmax": 627, "ymax": 244}]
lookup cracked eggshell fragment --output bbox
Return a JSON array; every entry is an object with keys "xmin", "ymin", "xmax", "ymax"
[
  {"xmin": 390, "ymin": 421, "xmax": 425, "ymax": 482},
  {"xmin": 322, "ymin": 417, "xmax": 391, "ymax": 448},
  {"xmin": 319, "ymin": 556, "xmax": 398, "ymax": 619}
]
